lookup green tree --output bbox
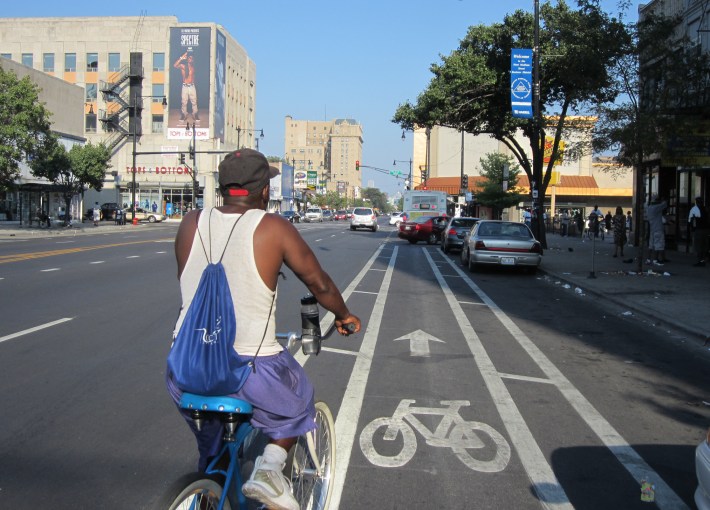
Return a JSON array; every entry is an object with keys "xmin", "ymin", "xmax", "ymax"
[
  {"xmin": 393, "ymin": 0, "xmax": 628, "ymax": 246},
  {"xmin": 30, "ymin": 137, "xmax": 111, "ymax": 225},
  {"xmin": 475, "ymin": 153, "xmax": 524, "ymax": 219},
  {"xmin": 0, "ymin": 66, "xmax": 54, "ymax": 189},
  {"xmin": 362, "ymin": 187, "xmax": 389, "ymax": 212}
]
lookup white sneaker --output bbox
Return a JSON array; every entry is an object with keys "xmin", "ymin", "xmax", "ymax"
[{"xmin": 242, "ymin": 456, "xmax": 299, "ymax": 510}]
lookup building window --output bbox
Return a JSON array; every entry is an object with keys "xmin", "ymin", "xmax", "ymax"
[
  {"xmin": 152, "ymin": 114, "xmax": 164, "ymax": 133},
  {"xmin": 85, "ymin": 83, "xmax": 97, "ymax": 102},
  {"xmin": 43, "ymin": 53, "xmax": 54, "ymax": 72},
  {"xmin": 1, "ymin": 53, "xmax": 11, "ymax": 60},
  {"xmin": 64, "ymin": 53, "xmax": 76, "ymax": 72},
  {"xmin": 85, "ymin": 112, "xmax": 97, "ymax": 133},
  {"xmin": 108, "ymin": 52, "xmax": 121, "ymax": 72},
  {"xmin": 152, "ymin": 83, "xmax": 165, "ymax": 102},
  {"xmin": 22, "ymin": 53, "xmax": 33, "ymax": 68},
  {"xmin": 153, "ymin": 52, "xmax": 165, "ymax": 71},
  {"xmin": 86, "ymin": 53, "xmax": 98, "ymax": 71}
]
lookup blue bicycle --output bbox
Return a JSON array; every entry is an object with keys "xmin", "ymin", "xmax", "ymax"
[{"xmin": 157, "ymin": 323, "xmax": 339, "ymax": 510}]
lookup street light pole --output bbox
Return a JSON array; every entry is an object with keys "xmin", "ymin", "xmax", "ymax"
[
  {"xmin": 393, "ymin": 159, "xmax": 413, "ymax": 190},
  {"xmin": 187, "ymin": 122, "xmax": 198, "ymax": 209}
]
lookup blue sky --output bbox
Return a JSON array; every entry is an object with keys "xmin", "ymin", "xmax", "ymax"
[{"xmin": 4, "ymin": 0, "xmax": 632, "ymax": 196}]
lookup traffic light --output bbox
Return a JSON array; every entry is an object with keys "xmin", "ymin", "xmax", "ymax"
[
  {"xmin": 420, "ymin": 169, "xmax": 428, "ymax": 181},
  {"xmin": 179, "ymin": 153, "xmax": 186, "ymax": 164},
  {"xmin": 462, "ymin": 174, "xmax": 469, "ymax": 190},
  {"xmin": 355, "ymin": 160, "xmax": 360, "ymax": 171}
]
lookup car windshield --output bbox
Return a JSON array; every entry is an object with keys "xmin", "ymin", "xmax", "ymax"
[
  {"xmin": 337, "ymin": 210, "xmax": 346, "ymax": 215},
  {"xmin": 413, "ymin": 215, "xmax": 437, "ymax": 224},
  {"xmin": 307, "ymin": 209, "xmax": 320, "ymax": 213},
  {"xmin": 353, "ymin": 208, "xmax": 372, "ymax": 215}
]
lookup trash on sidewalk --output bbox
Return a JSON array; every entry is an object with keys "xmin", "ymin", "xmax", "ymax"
[{"xmin": 640, "ymin": 479, "xmax": 655, "ymax": 502}]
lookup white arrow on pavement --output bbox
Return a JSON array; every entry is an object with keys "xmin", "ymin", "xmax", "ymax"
[{"xmin": 394, "ymin": 329, "xmax": 446, "ymax": 357}]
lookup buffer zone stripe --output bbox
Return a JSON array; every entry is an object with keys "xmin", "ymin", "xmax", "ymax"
[{"xmin": 0, "ymin": 239, "xmax": 172, "ymax": 265}]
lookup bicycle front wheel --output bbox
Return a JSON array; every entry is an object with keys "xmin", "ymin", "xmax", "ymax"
[
  {"xmin": 287, "ymin": 401, "xmax": 336, "ymax": 510},
  {"xmin": 156, "ymin": 472, "xmax": 230, "ymax": 510}
]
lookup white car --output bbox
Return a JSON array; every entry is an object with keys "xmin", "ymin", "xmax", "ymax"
[
  {"xmin": 389, "ymin": 212, "xmax": 405, "ymax": 226},
  {"xmin": 304, "ymin": 207, "xmax": 323, "ymax": 223},
  {"xmin": 350, "ymin": 207, "xmax": 378, "ymax": 232},
  {"xmin": 697, "ymin": 428, "xmax": 710, "ymax": 510}
]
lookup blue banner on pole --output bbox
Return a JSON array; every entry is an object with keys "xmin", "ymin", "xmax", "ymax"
[{"xmin": 511, "ymin": 48, "xmax": 533, "ymax": 119}]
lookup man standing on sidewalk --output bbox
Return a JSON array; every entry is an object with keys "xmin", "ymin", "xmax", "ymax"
[
  {"xmin": 645, "ymin": 194, "xmax": 668, "ymax": 266},
  {"xmin": 688, "ymin": 196, "xmax": 709, "ymax": 267}
]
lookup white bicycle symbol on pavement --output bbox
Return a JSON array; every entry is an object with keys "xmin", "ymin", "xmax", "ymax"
[{"xmin": 359, "ymin": 399, "xmax": 511, "ymax": 472}]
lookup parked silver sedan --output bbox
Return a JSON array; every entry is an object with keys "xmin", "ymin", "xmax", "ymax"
[
  {"xmin": 462, "ymin": 220, "xmax": 542, "ymax": 274},
  {"xmin": 697, "ymin": 428, "xmax": 710, "ymax": 510}
]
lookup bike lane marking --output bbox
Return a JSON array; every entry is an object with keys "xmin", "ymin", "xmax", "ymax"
[
  {"xmin": 423, "ymin": 248, "xmax": 573, "ymax": 509},
  {"xmin": 328, "ymin": 244, "xmax": 397, "ymax": 510},
  {"xmin": 438, "ymin": 252, "xmax": 689, "ymax": 510}
]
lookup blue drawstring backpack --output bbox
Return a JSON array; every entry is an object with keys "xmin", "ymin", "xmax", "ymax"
[{"xmin": 168, "ymin": 210, "xmax": 254, "ymax": 395}]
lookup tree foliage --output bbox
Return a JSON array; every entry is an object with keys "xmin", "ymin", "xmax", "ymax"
[
  {"xmin": 393, "ymin": 0, "xmax": 629, "ymax": 244},
  {"xmin": 474, "ymin": 153, "xmax": 524, "ymax": 218},
  {"xmin": 30, "ymin": 138, "xmax": 111, "ymax": 224},
  {"xmin": 0, "ymin": 66, "xmax": 54, "ymax": 189}
]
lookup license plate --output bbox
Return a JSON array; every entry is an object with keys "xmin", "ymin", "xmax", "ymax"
[
  {"xmin": 500, "ymin": 257, "xmax": 516, "ymax": 265},
  {"xmin": 405, "ymin": 226, "xmax": 412, "ymax": 230}
]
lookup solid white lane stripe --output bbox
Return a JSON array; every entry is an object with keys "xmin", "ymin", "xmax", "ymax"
[
  {"xmin": 0, "ymin": 318, "xmax": 73, "ymax": 344},
  {"xmin": 441, "ymin": 255, "xmax": 688, "ymax": 510},
  {"xmin": 425, "ymin": 249, "xmax": 572, "ymax": 509},
  {"xmin": 330, "ymin": 245, "xmax": 397, "ymax": 510}
]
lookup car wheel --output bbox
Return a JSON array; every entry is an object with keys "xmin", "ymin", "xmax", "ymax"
[
  {"xmin": 461, "ymin": 247, "xmax": 469, "ymax": 265},
  {"xmin": 371, "ymin": 224, "xmax": 378, "ymax": 232},
  {"xmin": 427, "ymin": 233, "xmax": 438, "ymax": 245},
  {"xmin": 468, "ymin": 255, "xmax": 478, "ymax": 273},
  {"xmin": 442, "ymin": 241, "xmax": 449, "ymax": 254},
  {"xmin": 148, "ymin": 216, "xmax": 156, "ymax": 223},
  {"xmin": 350, "ymin": 226, "xmax": 356, "ymax": 231}
]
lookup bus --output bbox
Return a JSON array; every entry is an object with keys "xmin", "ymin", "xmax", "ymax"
[{"xmin": 402, "ymin": 190, "xmax": 448, "ymax": 220}]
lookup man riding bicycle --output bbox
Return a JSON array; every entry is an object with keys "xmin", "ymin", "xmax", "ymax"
[{"xmin": 167, "ymin": 148, "xmax": 361, "ymax": 510}]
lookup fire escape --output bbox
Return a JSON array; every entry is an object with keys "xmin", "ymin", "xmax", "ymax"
[{"xmin": 98, "ymin": 53, "xmax": 144, "ymax": 154}]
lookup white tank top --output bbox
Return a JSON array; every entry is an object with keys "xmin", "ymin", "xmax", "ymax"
[{"xmin": 173, "ymin": 208, "xmax": 280, "ymax": 356}]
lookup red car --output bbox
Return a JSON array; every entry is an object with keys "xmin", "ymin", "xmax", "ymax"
[
  {"xmin": 398, "ymin": 215, "xmax": 449, "ymax": 245},
  {"xmin": 333, "ymin": 210, "xmax": 347, "ymax": 221}
]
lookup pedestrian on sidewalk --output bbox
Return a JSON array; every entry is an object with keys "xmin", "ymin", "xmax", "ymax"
[
  {"xmin": 625, "ymin": 210, "xmax": 633, "ymax": 244},
  {"xmin": 645, "ymin": 194, "xmax": 668, "ymax": 266},
  {"xmin": 560, "ymin": 209, "xmax": 570, "ymax": 237},
  {"xmin": 604, "ymin": 210, "xmax": 612, "ymax": 232},
  {"xmin": 688, "ymin": 196, "xmax": 709, "ymax": 267},
  {"xmin": 612, "ymin": 206, "xmax": 626, "ymax": 258},
  {"xmin": 588, "ymin": 206, "xmax": 602, "ymax": 239},
  {"xmin": 92, "ymin": 202, "xmax": 100, "ymax": 227}
]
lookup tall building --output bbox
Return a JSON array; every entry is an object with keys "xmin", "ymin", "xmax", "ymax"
[
  {"xmin": 284, "ymin": 116, "xmax": 362, "ymax": 205},
  {"xmin": 0, "ymin": 15, "xmax": 257, "ymax": 215}
]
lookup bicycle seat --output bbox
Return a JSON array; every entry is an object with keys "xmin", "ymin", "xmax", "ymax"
[{"xmin": 179, "ymin": 393, "xmax": 253, "ymax": 414}]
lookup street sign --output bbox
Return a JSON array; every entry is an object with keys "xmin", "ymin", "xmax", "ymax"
[{"xmin": 510, "ymin": 49, "xmax": 533, "ymax": 119}]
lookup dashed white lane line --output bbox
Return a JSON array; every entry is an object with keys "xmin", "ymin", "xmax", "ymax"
[
  {"xmin": 0, "ymin": 317, "xmax": 73, "ymax": 344},
  {"xmin": 90, "ymin": 261, "xmax": 105, "ymax": 264},
  {"xmin": 126, "ymin": 255, "xmax": 140, "ymax": 258},
  {"xmin": 41, "ymin": 268, "xmax": 60, "ymax": 272}
]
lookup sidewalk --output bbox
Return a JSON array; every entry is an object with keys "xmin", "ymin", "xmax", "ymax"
[
  {"xmin": 540, "ymin": 231, "xmax": 710, "ymax": 345},
  {"xmin": 0, "ymin": 219, "xmax": 180, "ymax": 239}
]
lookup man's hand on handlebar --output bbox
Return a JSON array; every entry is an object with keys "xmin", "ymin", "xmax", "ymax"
[{"xmin": 335, "ymin": 315, "xmax": 361, "ymax": 336}]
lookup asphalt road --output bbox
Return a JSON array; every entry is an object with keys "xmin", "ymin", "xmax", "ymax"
[{"xmin": 0, "ymin": 218, "xmax": 706, "ymax": 509}]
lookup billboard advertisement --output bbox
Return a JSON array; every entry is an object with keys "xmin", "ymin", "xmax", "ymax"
[
  {"xmin": 214, "ymin": 30, "xmax": 226, "ymax": 144},
  {"xmin": 168, "ymin": 26, "xmax": 211, "ymax": 140},
  {"xmin": 294, "ymin": 169, "xmax": 307, "ymax": 189}
]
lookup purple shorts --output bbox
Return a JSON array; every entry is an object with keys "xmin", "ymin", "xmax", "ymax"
[{"xmin": 167, "ymin": 348, "xmax": 316, "ymax": 471}]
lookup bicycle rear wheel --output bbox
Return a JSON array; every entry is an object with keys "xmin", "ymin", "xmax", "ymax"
[
  {"xmin": 155, "ymin": 472, "xmax": 230, "ymax": 510},
  {"xmin": 286, "ymin": 401, "xmax": 336, "ymax": 510}
]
